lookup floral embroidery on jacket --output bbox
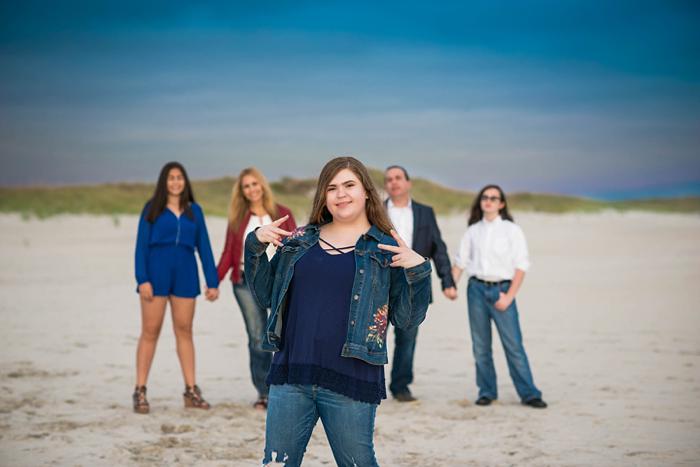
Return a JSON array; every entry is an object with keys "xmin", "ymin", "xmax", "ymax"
[
  {"xmin": 289, "ymin": 226, "xmax": 306, "ymax": 239},
  {"xmin": 366, "ymin": 304, "xmax": 389, "ymax": 347}
]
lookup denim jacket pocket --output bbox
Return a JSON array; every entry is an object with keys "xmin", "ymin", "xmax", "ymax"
[
  {"xmin": 280, "ymin": 244, "xmax": 301, "ymax": 254},
  {"xmin": 275, "ymin": 245, "xmax": 301, "ymax": 277},
  {"xmin": 368, "ymin": 251, "xmax": 391, "ymax": 297},
  {"xmin": 369, "ymin": 250, "xmax": 391, "ymax": 268},
  {"xmin": 369, "ymin": 251, "xmax": 392, "ymax": 268}
]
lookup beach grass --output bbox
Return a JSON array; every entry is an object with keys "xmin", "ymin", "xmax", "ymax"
[{"xmin": 1, "ymin": 172, "xmax": 698, "ymax": 219}]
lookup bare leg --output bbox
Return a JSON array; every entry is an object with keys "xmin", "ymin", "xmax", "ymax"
[
  {"xmin": 170, "ymin": 296, "xmax": 197, "ymax": 387},
  {"xmin": 136, "ymin": 296, "xmax": 168, "ymax": 386}
]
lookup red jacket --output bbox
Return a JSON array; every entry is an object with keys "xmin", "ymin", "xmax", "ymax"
[{"xmin": 217, "ymin": 204, "xmax": 297, "ymax": 284}]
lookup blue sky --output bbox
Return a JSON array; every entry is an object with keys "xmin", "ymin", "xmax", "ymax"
[{"xmin": 1, "ymin": 1, "xmax": 699, "ymax": 198}]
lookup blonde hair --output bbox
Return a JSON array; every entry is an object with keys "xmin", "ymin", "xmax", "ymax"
[
  {"xmin": 228, "ymin": 167, "xmax": 277, "ymax": 230},
  {"xmin": 308, "ymin": 156, "xmax": 393, "ymax": 234}
]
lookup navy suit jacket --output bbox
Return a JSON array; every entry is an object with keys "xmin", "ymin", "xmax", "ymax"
[{"xmin": 385, "ymin": 199, "xmax": 455, "ymax": 297}]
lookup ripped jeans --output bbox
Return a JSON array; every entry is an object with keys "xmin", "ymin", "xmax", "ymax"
[{"xmin": 262, "ymin": 384, "xmax": 379, "ymax": 467}]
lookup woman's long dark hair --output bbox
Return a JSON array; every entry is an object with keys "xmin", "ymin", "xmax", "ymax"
[
  {"xmin": 468, "ymin": 184, "xmax": 514, "ymax": 226},
  {"xmin": 146, "ymin": 162, "xmax": 195, "ymax": 222}
]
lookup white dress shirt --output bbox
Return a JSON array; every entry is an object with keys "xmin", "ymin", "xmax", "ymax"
[
  {"xmin": 453, "ymin": 216, "xmax": 530, "ymax": 281},
  {"xmin": 387, "ymin": 198, "xmax": 413, "ymax": 249},
  {"xmin": 241, "ymin": 213, "xmax": 274, "ymax": 269}
]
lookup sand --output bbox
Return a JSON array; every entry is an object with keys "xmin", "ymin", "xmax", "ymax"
[{"xmin": 0, "ymin": 211, "xmax": 699, "ymax": 466}]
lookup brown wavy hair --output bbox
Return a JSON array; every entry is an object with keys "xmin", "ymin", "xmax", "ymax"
[
  {"xmin": 228, "ymin": 167, "xmax": 277, "ymax": 231},
  {"xmin": 308, "ymin": 157, "xmax": 394, "ymax": 234},
  {"xmin": 468, "ymin": 184, "xmax": 514, "ymax": 226}
]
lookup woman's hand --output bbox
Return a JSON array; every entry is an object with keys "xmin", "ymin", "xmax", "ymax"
[
  {"xmin": 494, "ymin": 292, "xmax": 514, "ymax": 312},
  {"xmin": 378, "ymin": 230, "xmax": 426, "ymax": 269},
  {"xmin": 138, "ymin": 282, "xmax": 154, "ymax": 301},
  {"xmin": 443, "ymin": 287, "xmax": 458, "ymax": 300},
  {"xmin": 205, "ymin": 288, "xmax": 219, "ymax": 302},
  {"xmin": 255, "ymin": 215, "xmax": 293, "ymax": 247}
]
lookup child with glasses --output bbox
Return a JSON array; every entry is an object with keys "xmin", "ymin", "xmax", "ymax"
[{"xmin": 451, "ymin": 185, "xmax": 547, "ymax": 409}]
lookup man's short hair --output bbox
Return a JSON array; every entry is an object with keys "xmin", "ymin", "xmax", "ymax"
[{"xmin": 385, "ymin": 165, "xmax": 410, "ymax": 181}]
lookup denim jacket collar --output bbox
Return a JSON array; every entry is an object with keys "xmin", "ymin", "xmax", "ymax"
[{"xmin": 290, "ymin": 223, "xmax": 386, "ymax": 246}]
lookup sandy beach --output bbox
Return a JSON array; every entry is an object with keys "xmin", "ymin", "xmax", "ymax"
[{"xmin": 1, "ymin": 211, "xmax": 699, "ymax": 466}]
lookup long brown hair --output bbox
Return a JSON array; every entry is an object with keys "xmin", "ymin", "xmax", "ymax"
[
  {"xmin": 146, "ymin": 161, "xmax": 195, "ymax": 222},
  {"xmin": 468, "ymin": 184, "xmax": 514, "ymax": 226},
  {"xmin": 308, "ymin": 157, "xmax": 394, "ymax": 235},
  {"xmin": 228, "ymin": 167, "xmax": 277, "ymax": 231}
]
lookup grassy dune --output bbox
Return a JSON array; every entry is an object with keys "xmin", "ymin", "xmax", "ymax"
[{"xmin": 1, "ymin": 171, "xmax": 698, "ymax": 219}]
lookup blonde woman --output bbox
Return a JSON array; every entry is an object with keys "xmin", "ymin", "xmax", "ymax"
[{"xmin": 217, "ymin": 167, "xmax": 296, "ymax": 409}]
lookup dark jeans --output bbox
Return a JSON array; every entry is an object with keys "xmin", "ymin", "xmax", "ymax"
[
  {"xmin": 232, "ymin": 273, "xmax": 272, "ymax": 398},
  {"xmin": 389, "ymin": 325, "xmax": 419, "ymax": 395},
  {"xmin": 467, "ymin": 277, "xmax": 542, "ymax": 402}
]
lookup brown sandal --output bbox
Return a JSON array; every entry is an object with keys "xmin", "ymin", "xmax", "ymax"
[
  {"xmin": 183, "ymin": 385, "xmax": 210, "ymax": 410},
  {"xmin": 253, "ymin": 396, "xmax": 268, "ymax": 410},
  {"xmin": 132, "ymin": 385, "xmax": 149, "ymax": 414}
]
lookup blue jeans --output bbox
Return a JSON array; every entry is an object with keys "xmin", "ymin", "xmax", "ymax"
[
  {"xmin": 467, "ymin": 278, "xmax": 542, "ymax": 402},
  {"xmin": 263, "ymin": 384, "xmax": 379, "ymax": 467},
  {"xmin": 389, "ymin": 326, "xmax": 418, "ymax": 395},
  {"xmin": 233, "ymin": 274, "xmax": 272, "ymax": 398}
]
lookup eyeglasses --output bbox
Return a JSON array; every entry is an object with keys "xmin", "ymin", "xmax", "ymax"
[{"xmin": 480, "ymin": 195, "xmax": 502, "ymax": 202}]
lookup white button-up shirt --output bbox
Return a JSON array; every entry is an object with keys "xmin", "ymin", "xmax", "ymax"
[
  {"xmin": 454, "ymin": 216, "xmax": 530, "ymax": 281},
  {"xmin": 387, "ymin": 198, "xmax": 414, "ymax": 249},
  {"xmin": 242, "ymin": 213, "xmax": 274, "ymax": 268}
]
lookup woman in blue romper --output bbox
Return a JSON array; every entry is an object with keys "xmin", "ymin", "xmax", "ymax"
[
  {"xmin": 132, "ymin": 161, "xmax": 219, "ymax": 413},
  {"xmin": 246, "ymin": 157, "xmax": 433, "ymax": 467}
]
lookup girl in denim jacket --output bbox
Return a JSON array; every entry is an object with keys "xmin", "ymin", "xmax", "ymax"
[{"xmin": 246, "ymin": 157, "xmax": 432, "ymax": 467}]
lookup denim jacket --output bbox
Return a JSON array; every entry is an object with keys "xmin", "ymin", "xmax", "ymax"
[{"xmin": 244, "ymin": 223, "xmax": 432, "ymax": 365}]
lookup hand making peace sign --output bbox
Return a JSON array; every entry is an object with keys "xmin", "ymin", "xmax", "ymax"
[
  {"xmin": 378, "ymin": 229, "xmax": 427, "ymax": 269},
  {"xmin": 254, "ymin": 214, "xmax": 293, "ymax": 247}
]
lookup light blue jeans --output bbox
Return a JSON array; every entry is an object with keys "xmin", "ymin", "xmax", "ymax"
[
  {"xmin": 467, "ymin": 277, "xmax": 542, "ymax": 402},
  {"xmin": 232, "ymin": 274, "xmax": 271, "ymax": 398},
  {"xmin": 262, "ymin": 384, "xmax": 379, "ymax": 467}
]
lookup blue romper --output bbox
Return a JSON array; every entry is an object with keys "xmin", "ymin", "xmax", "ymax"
[{"xmin": 134, "ymin": 202, "xmax": 219, "ymax": 298}]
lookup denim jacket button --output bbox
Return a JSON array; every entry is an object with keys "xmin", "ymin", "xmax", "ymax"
[
  {"xmin": 350, "ymin": 320, "xmax": 355, "ymax": 326},
  {"xmin": 359, "ymin": 269, "xmax": 364, "ymax": 274},
  {"xmin": 353, "ymin": 294, "xmax": 359, "ymax": 300}
]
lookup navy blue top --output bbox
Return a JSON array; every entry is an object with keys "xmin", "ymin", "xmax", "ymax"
[
  {"xmin": 134, "ymin": 202, "xmax": 219, "ymax": 289},
  {"xmin": 267, "ymin": 242, "xmax": 387, "ymax": 404}
]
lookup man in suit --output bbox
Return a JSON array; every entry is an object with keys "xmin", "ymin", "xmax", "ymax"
[{"xmin": 384, "ymin": 165, "xmax": 458, "ymax": 402}]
